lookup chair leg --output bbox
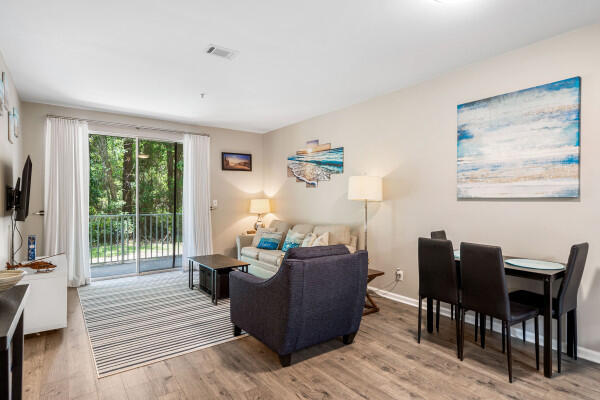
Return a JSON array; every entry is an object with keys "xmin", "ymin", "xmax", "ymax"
[
  {"xmin": 535, "ymin": 317, "xmax": 540, "ymax": 371},
  {"xmin": 506, "ymin": 326, "xmax": 513, "ymax": 383},
  {"xmin": 475, "ymin": 312, "xmax": 479, "ymax": 342},
  {"xmin": 417, "ymin": 296, "xmax": 422, "ymax": 343},
  {"xmin": 567, "ymin": 310, "xmax": 574, "ymax": 358},
  {"xmin": 279, "ymin": 354, "xmax": 292, "ymax": 367},
  {"xmin": 522, "ymin": 321, "xmax": 526, "ymax": 342},
  {"xmin": 573, "ymin": 309, "xmax": 578, "ymax": 360},
  {"xmin": 451, "ymin": 304, "xmax": 454, "ymax": 320},
  {"xmin": 455, "ymin": 304, "xmax": 461, "ymax": 358},
  {"xmin": 557, "ymin": 315, "xmax": 562, "ymax": 373},
  {"xmin": 502, "ymin": 321, "xmax": 506, "ymax": 354},
  {"xmin": 233, "ymin": 325, "xmax": 242, "ymax": 337},
  {"xmin": 343, "ymin": 333, "xmax": 356, "ymax": 345},
  {"xmin": 436, "ymin": 300, "xmax": 440, "ymax": 332},
  {"xmin": 490, "ymin": 316, "xmax": 493, "ymax": 333},
  {"xmin": 460, "ymin": 308, "xmax": 465, "ymax": 361},
  {"xmin": 480, "ymin": 313, "xmax": 486, "ymax": 349}
]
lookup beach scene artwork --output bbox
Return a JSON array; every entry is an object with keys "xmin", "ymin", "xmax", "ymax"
[
  {"xmin": 222, "ymin": 152, "xmax": 252, "ymax": 171},
  {"xmin": 457, "ymin": 77, "xmax": 580, "ymax": 199},
  {"xmin": 287, "ymin": 140, "xmax": 343, "ymax": 187}
]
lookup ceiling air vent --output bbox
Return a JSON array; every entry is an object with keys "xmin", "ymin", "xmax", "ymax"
[{"xmin": 206, "ymin": 44, "xmax": 237, "ymax": 60}]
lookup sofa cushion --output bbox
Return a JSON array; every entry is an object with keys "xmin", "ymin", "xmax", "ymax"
[
  {"xmin": 291, "ymin": 224, "xmax": 314, "ymax": 235},
  {"xmin": 313, "ymin": 225, "xmax": 351, "ymax": 245},
  {"xmin": 258, "ymin": 249, "xmax": 285, "ymax": 266},
  {"xmin": 281, "ymin": 230, "xmax": 306, "ymax": 252},
  {"xmin": 241, "ymin": 246, "xmax": 260, "ymax": 259},
  {"xmin": 269, "ymin": 220, "xmax": 292, "ymax": 234},
  {"xmin": 251, "ymin": 227, "xmax": 275, "ymax": 247},
  {"xmin": 257, "ymin": 232, "xmax": 284, "ymax": 250}
]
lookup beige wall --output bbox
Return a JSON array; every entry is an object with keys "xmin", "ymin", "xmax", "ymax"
[
  {"xmin": 263, "ymin": 24, "xmax": 600, "ymax": 354},
  {"xmin": 0, "ymin": 51, "xmax": 22, "ymax": 266},
  {"xmin": 20, "ymin": 102, "xmax": 264, "ymax": 260}
]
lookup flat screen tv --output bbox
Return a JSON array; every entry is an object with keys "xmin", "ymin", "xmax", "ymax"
[{"xmin": 15, "ymin": 156, "xmax": 32, "ymax": 221}]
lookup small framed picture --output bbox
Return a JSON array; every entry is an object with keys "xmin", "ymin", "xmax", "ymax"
[{"xmin": 222, "ymin": 152, "xmax": 252, "ymax": 171}]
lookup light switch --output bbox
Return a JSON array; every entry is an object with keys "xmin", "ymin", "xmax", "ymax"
[{"xmin": 212, "ymin": 200, "xmax": 218, "ymax": 208}]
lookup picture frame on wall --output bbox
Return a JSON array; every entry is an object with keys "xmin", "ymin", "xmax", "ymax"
[
  {"xmin": 222, "ymin": 152, "xmax": 252, "ymax": 171},
  {"xmin": 8, "ymin": 107, "xmax": 18, "ymax": 144},
  {"xmin": 0, "ymin": 72, "xmax": 6, "ymax": 117},
  {"xmin": 11, "ymin": 107, "xmax": 19, "ymax": 138}
]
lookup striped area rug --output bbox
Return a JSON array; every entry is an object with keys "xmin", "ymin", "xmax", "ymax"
[{"xmin": 78, "ymin": 271, "xmax": 243, "ymax": 377}]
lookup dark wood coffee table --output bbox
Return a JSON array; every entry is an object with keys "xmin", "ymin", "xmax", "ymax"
[
  {"xmin": 188, "ymin": 254, "xmax": 249, "ymax": 305},
  {"xmin": 364, "ymin": 269, "xmax": 385, "ymax": 315}
]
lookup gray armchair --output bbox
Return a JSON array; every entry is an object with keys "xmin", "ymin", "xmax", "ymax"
[{"xmin": 229, "ymin": 245, "xmax": 368, "ymax": 366}]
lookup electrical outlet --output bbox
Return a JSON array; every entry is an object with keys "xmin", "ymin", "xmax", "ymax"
[{"xmin": 395, "ymin": 268, "xmax": 404, "ymax": 282}]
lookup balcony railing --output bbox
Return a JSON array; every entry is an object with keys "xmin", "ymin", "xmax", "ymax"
[{"xmin": 89, "ymin": 213, "xmax": 183, "ymax": 265}]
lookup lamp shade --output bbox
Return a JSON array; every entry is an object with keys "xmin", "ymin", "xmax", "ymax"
[
  {"xmin": 348, "ymin": 176, "xmax": 382, "ymax": 201},
  {"xmin": 249, "ymin": 198, "xmax": 271, "ymax": 214}
]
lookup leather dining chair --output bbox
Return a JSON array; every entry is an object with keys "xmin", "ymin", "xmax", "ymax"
[
  {"xmin": 430, "ymin": 230, "xmax": 454, "ymax": 327},
  {"xmin": 460, "ymin": 242, "xmax": 540, "ymax": 383},
  {"xmin": 510, "ymin": 243, "xmax": 588, "ymax": 373},
  {"xmin": 418, "ymin": 237, "xmax": 461, "ymax": 357}
]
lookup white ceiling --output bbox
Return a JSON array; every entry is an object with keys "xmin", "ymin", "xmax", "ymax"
[{"xmin": 1, "ymin": 0, "xmax": 599, "ymax": 133}]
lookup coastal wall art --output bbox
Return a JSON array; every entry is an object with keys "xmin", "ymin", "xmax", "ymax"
[
  {"xmin": 222, "ymin": 152, "xmax": 252, "ymax": 171},
  {"xmin": 287, "ymin": 140, "xmax": 343, "ymax": 187},
  {"xmin": 457, "ymin": 76, "xmax": 581, "ymax": 199}
]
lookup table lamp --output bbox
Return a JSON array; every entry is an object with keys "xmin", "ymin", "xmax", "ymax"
[
  {"xmin": 348, "ymin": 176, "xmax": 382, "ymax": 251},
  {"xmin": 250, "ymin": 199, "xmax": 271, "ymax": 230}
]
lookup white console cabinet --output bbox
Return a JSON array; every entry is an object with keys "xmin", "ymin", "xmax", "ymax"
[{"xmin": 16, "ymin": 253, "xmax": 68, "ymax": 334}]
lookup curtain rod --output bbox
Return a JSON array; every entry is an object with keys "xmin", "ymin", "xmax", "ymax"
[{"xmin": 46, "ymin": 114, "xmax": 210, "ymax": 137}]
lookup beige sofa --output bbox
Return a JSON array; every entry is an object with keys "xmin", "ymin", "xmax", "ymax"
[{"xmin": 236, "ymin": 220, "xmax": 358, "ymax": 278}]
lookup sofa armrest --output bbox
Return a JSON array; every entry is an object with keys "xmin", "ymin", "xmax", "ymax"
[{"xmin": 236, "ymin": 234, "xmax": 255, "ymax": 259}]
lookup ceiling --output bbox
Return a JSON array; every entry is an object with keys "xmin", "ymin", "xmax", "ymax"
[{"xmin": 1, "ymin": 0, "xmax": 599, "ymax": 133}]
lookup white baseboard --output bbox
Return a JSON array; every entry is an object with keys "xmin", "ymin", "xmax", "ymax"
[{"xmin": 368, "ymin": 286, "xmax": 600, "ymax": 365}]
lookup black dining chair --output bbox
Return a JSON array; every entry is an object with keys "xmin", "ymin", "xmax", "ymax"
[
  {"xmin": 418, "ymin": 237, "xmax": 461, "ymax": 357},
  {"xmin": 430, "ymin": 230, "xmax": 455, "ymax": 327},
  {"xmin": 430, "ymin": 230, "xmax": 493, "ymax": 339},
  {"xmin": 509, "ymin": 243, "xmax": 588, "ymax": 373},
  {"xmin": 460, "ymin": 242, "xmax": 540, "ymax": 383}
]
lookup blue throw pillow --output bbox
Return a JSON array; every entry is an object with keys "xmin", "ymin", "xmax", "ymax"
[
  {"xmin": 257, "ymin": 232, "xmax": 283, "ymax": 250},
  {"xmin": 281, "ymin": 230, "xmax": 306, "ymax": 252}
]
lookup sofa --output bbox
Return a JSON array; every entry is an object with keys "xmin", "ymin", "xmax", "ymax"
[
  {"xmin": 236, "ymin": 220, "xmax": 358, "ymax": 278},
  {"xmin": 230, "ymin": 245, "xmax": 368, "ymax": 366}
]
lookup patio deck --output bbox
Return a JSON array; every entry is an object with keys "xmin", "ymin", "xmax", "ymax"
[{"xmin": 91, "ymin": 256, "xmax": 182, "ymax": 278}]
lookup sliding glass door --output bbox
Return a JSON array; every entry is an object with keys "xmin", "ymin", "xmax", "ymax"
[
  {"xmin": 138, "ymin": 140, "xmax": 183, "ymax": 273},
  {"xmin": 89, "ymin": 134, "xmax": 183, "ymax": 279}
]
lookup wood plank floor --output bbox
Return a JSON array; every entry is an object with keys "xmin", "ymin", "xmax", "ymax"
[{"xmin": 22, "ymin": 287, "xmax": 600, "ymax": 400}]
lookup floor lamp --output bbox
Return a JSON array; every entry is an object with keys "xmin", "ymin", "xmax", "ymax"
[{"xmin": 348, "ymin": 176, "xmax": 382, "ymax": 251}]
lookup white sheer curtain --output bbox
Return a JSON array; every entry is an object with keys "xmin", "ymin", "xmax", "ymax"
[
  {"xmin": 182, "ymin": 134, "xmax": 213, "ymax": 266},
  {"xmin": 44, "ymin": 117, "xmax": 91, "ymax": 287}
]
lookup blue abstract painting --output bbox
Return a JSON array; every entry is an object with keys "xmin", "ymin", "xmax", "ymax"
[{"xmin": 457, "ymin": 77, "xmax": 580, "ymax": 198}]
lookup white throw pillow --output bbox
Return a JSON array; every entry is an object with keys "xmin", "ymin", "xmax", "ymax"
[
  {"xmin": 301, "ymin": 233, "xmax": 316, "ymax": 247},
  {"xmin": 311, "ymin": 232, "xmax": 329, "ymax": 247}
]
